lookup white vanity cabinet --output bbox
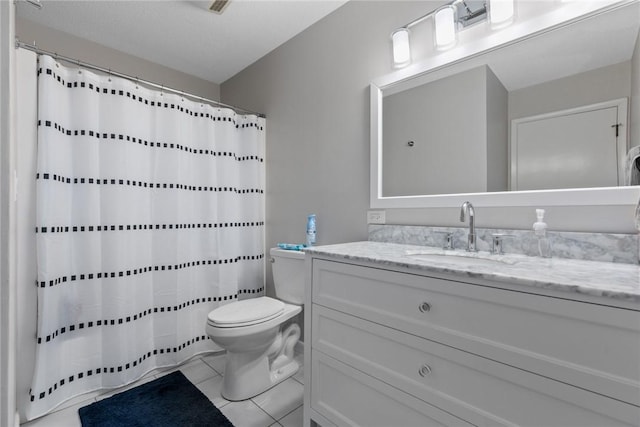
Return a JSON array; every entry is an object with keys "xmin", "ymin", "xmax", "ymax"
[{"xmin": 303, "ymin": 255, "xmax": 640, "ymax": 427}]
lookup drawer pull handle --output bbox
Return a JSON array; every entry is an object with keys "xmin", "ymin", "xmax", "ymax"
[
  {"xmin": 418, "ymin": 364, "xmax": 432, "ymax": 377},
  {"xmin": 418, "ymin": 302, "xmax": 431, "ymax": 313}
]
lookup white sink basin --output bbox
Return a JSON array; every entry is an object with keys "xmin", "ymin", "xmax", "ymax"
[{"xmin": 404, "ymin": 249, "xmax": 519, "ymax": 266}]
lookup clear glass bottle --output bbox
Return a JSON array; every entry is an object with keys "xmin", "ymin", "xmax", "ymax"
[{"xmin": 533, "ymin": 209, "xmax": 551, "ymax": 258}]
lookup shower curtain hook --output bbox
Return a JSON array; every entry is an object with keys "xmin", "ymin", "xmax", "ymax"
[
  {"xmin": 108, "ymin": 69, "xmax": 112, "ymax": 82},
  {"xmin": 161, "ymin": 85, "xmax": 164, "ymax": 96},
  {"xmin": 135, "ymin": 77, "xmax": 139, "ymax": 89}
]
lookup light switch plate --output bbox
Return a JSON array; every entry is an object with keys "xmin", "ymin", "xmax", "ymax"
[{"xmin": 367, "ymin": 210, "xmax": 386, "ymax": 224}]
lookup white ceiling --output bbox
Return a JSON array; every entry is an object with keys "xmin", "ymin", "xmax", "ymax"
[{"xmin": 16, "ymin": 0, "xmax": 349, "ymax": 84}]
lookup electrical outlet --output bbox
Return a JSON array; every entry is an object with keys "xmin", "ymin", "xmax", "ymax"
[{"xmin": 367, "ymin": 210, "xmax": 386, "ymax": 224}]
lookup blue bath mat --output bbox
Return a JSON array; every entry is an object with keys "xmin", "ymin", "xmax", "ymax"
[{"xmin": 78, "ymin": 371, "xmax": 234, "ymax": 427}]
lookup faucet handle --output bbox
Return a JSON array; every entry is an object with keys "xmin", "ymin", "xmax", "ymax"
[
  {"xmin": 433, "ymin": 231, "xmax": 454, "ymax": 250},
  {"xmin": 491, "ymin": 233, "xmax": 514, "ymax": 255}
]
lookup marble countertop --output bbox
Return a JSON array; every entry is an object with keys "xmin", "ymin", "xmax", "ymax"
[{"xmin": 305, "ymin": 241, "xmax": 640, "ymax": 305}]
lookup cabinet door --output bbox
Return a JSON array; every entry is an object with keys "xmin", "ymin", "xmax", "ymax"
[
  {"xmin": 311, "ymin": 350, "xmax": 474, "ymax": 427},
  {"xmin": 313, "ymin": 305, "xmax": 639, "ymax": 427}
]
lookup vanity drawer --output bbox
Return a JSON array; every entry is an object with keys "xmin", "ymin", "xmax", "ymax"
[
  {"xmin": 311, "ymin": 349, "xmax": 473, "ymax": 427},
  {"xmin": 311, "ymin": 259, "xmax": 640, "ymax": 406},
  {"xmin": 312, "ymin": 305, "xmax": 639, "ymax": 427}
]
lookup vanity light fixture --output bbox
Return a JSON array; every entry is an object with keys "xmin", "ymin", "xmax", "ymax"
[
  {"xmin": 434, "ymin": 5, "xmax": 458, "ymax": 50},
  {"xmin": 391, "ymin": 28, "xmax": 411, "ymax": 67},
  {"xmin": 488, "ymin": 0, "xmax": 515, "ymax": 28},
  {"xmin": 391, "ymin": 0, "xmax": 516, "ymax": 67}
]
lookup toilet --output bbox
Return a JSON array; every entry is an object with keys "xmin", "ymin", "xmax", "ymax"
[{"xmin": 205, "ymin": 247, "xmax": 304, "ymax": 401}]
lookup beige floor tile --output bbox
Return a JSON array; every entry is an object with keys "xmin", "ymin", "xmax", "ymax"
[
  {"xmin": 220, "ymin": 399, "xmax": 276, "ymax": 427},
  {"xmin": 194, "ymin": 374, "xmax": 230, "ymax": 408},
  {"xmin": 278, "ymin": 405, "xmax": 303, "ymax": 427},
  {"xmin": 202, "ymin": 352, "xmax": 227, "ymax": 375},
  {"xmin": 292, "ymin": 364, "xmax": 304, "ymax": 385},
  {"xmin": 21, "ymin": 400, "xmax": 85, "ymax": 427},
  {"xmin": 251, "ymin": 378, "xmax": 303, "ymax": 421},
  {"xmin": 179, "ymin": 358, "xmax": 219, "ymax": 384}
]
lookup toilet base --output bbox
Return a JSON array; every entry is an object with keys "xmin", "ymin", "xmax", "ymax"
[
  {"xmin": 207, "ymin": 302, "xmax": 302, "ymax": 401},
  {"xmin": 221, "ymin": 351, "xmax": 299, "ymax": 401}
]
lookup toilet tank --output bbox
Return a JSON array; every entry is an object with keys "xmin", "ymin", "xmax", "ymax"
[{"xmin": 270, "ymin": 247, "xmax": 305, "ymax": 305}]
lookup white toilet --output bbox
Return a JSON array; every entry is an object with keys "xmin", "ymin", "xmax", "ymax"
[{"xmin": 205, "ymin": 247, "xmax": 304, "ymax": 401}]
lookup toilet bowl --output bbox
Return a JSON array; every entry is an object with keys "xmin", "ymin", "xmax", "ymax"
[{"xmin": 205, "ymin": 247, "xmax": 304, "ymax": 401}]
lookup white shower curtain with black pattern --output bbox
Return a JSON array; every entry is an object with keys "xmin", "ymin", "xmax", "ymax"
[{"xmin": 26, "ymin": 54, "xmax": 265, "ymax": 420}]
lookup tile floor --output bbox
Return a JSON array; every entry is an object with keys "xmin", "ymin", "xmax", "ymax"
[{"xmin": 22, "ymin": 349, "xmax": 305, "ymax": 427}]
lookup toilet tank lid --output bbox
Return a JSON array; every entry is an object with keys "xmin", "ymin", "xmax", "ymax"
[
  {"xmin": 270, "ymin": 247, "xmax": 305, "ymax": 259},
  {"xmin": 208, "ymin": 296, "xmax": 285, "ymax": 326}
]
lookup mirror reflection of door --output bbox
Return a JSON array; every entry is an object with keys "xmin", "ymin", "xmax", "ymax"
[{"xmin": 510, "ymin": 99, "xmax": 627, "ymax": 191}]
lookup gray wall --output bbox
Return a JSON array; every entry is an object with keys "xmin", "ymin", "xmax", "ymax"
[
  {"xmin": 16, "ymin": 17, "xmax": 220, "ymax": 101},
  {"xmin": 631, "ymin": 29, "xmax": 640, "ymax": 148},
  {"xmin": 221, "ymin": 0, "xmax": 638, "ymax": 299},
  {"xmin": 509, "ymin": 61, "xmax": 632, "ymax": 122},
  {"xmin": 221, "ymin": 1, "xmax": 441, "ymax": 296},
  {"xmin": 221, "ymin": 1, "xmax": 434, "ymax": 245},
  {"xmin": 381, "ymin": 65, "xmax": 508, "ymax": 196},
  {"xmin": 486, "ymin": 67, "xmax": 508, "ymax": 193},
  {"xmin": 0, "ymin": 2, "xmax": 17, "ymax": 426},
  {"xmin": 382, "ymin": 66, "xmax": 487, "ymax": 196}
]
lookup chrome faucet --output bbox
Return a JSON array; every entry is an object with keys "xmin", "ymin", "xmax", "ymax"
[{"xmin": 460, "ymin": 201, "xmax": 477, "ymax": 252}]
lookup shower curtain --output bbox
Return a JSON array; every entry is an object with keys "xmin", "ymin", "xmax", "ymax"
[{"xmin": 26, "ymin": 55, "xmax": 265, "ymax": 419}]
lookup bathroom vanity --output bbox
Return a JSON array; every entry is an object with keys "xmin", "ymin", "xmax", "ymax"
[{"xmin": 303, "ymin": 241, "xmax": 640, "ymax": 427}]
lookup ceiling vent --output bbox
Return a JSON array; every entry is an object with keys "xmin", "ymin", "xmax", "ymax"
[{"xmin": 209, "ymin": 0, "xmax": 231, "ymax": 14}]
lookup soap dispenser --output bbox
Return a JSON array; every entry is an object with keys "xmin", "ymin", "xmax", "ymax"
[{"xmin": 533, "ymin": 209, "xmax": 551, "ymax": 258}]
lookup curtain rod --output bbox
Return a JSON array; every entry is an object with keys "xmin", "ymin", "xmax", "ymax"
[{"xmin": 15, "ymin": 39, "xmax": 266, "ymax": 118}]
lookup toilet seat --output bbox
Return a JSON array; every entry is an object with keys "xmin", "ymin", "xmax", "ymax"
[
  {"xmin": 208, "ymin": 297, "xmax": 285, "ymax": 328},
  {"xmin": 206, "ymin": 302, "xmax": 302, "ymax": 340}
]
